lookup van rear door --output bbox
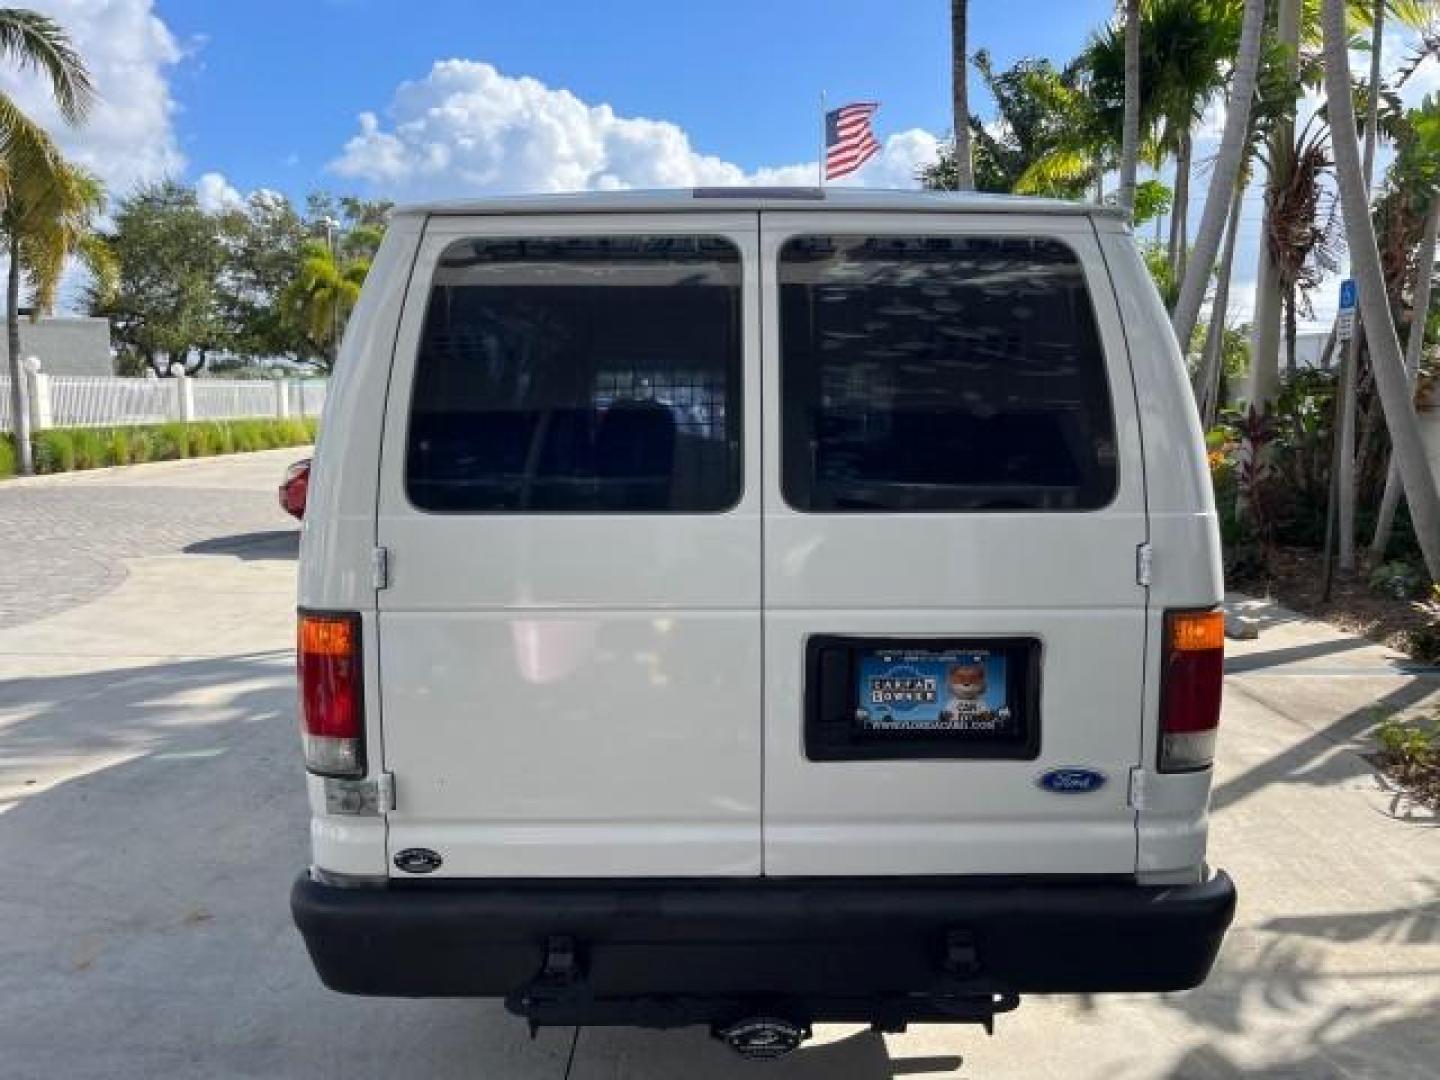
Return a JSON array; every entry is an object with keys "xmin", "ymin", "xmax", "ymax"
[
  {"xmin": 374, "ymin": 212, "xmax": 762, "ymax": 877},
  {"xmin": 759, "ymin": 211, "xmax": 1147, "ymax": 876}
]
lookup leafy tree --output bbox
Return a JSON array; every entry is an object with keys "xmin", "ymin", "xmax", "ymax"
[
  {"xmin": 216, "ymin": 190, "xmax": 308, "ymax": 360},
  {"xmin": 279, "ymin": 239, "xmax": 369, "ymax": 372},
  {"xmin": 0, "ymin": 6, "xmax": 95, "ymax": 476},
  {"xmin": 88, "ymin": 181, "xmax": 227, "ymax": 375},
  {"xmin": 920, "ymin": 51, "xmax": 1096, "ymax": 197},
  {"xmin": 1133, "ymin": 178, "xmax": 1172, "ymax": 225}
]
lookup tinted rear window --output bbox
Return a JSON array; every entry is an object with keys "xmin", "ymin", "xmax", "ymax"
[
  {"xmin": 779, "ymin": 235, "xmax": 1117, "ymax": 512},
  {"xmin": 406, "ymin": 235, "xmax": 742, "ymax": 513}
]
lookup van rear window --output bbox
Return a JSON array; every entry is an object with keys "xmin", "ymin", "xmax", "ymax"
[
  {"xmin": 779, "ymin": 235, "xmax": 1118, "ymax": 513},
  {"xmin": 406, "ymin": 235, "xmax": 742, "ymax": 513}
]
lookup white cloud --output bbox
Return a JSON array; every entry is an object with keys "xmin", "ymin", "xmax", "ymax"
[
  {"xmin": 195, "ymin": 170, "xmax": 243, "ymax": 212},
  {"xmin": 330, "ymin": 60, "xmax": 938, "ymax": 199},
  {"xmin": 0, "ymin": 0, "xmax": 184, "ymax": 198}
]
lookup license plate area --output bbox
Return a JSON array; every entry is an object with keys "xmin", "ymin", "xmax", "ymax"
[{"xmin": 805, "ymin": 636, "xmax": 1042, "ymax": 761}]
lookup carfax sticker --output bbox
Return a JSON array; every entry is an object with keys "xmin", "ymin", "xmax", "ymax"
[{"xmin": 855, "ymin": 649, "xmax": 1014, "ymax": 733}]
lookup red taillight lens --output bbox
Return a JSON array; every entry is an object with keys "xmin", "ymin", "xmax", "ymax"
[
  {"xmin": 299, "ymin": 611, "xmax": 364, "ymax": 777},
  {"xmin": 280, "ymin": 459, "xmax": 310, "ymax": 520},
  {"xmin": 1160, "ymin": 609, "xmax": 1224, "ymax": 772}
]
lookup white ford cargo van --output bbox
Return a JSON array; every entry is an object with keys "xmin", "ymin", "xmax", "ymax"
[{"xmin": 291, "ymin": 188, "xmax": 1235, "ymax": 1055}]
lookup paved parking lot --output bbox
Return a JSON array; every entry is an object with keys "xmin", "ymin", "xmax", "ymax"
[{"xmin": 0, "ymin": 450, "xmax": 1437, "ymax": 1078}]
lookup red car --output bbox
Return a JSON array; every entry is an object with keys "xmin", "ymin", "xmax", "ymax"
[{"xmin": 279, "ymin": 458, "xmax": 310, "ymax": 520}]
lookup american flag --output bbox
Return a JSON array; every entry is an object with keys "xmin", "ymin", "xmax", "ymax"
[{"xmin": 825, "ymin": 102, "xmax": 881, "ymax": 181}]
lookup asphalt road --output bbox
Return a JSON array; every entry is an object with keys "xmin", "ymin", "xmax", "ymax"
[{"xmin": 0, "ymin": 450, "xmax": 1437, "ymax": 1079}]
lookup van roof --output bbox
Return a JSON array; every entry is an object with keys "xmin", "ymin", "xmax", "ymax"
[{"xmin": 393, "ymin": 187, "xmax": 1124, "ymax": 219}]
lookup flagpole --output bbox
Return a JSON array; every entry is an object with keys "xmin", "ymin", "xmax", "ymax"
[{"xmin": 818, "ymin": 90, "xmax": 826, "ymax": 188}]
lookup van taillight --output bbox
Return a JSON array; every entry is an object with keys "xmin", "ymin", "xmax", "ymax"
[
  {"xmin": 1160, "ymin": 609, "xmax": 1223, "ymax": 772},
  {"xmin": 299, "ymin": 611, "xmax": 364, "ymax": 778}
]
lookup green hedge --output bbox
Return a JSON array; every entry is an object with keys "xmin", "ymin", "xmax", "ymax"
[{"xmin": 0, "ymin": 417, "xmax": 317, "ymax": 479}]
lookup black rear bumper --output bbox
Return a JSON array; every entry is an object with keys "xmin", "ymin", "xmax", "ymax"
[{"xmin": 292, "ymin": 870, "xmax": 1235, "ymax": 1022}]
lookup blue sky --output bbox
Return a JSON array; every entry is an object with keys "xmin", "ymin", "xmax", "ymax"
[{"xmin": 158, "ymin": 0, "xmax": 1115, "ymax": 200}]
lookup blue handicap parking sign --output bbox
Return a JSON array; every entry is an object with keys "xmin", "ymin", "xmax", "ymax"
[{"xmin": 1339, "ymin": 279, "xmax": 1357, "ymax": 310}]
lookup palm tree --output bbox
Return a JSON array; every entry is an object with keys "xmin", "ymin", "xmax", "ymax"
[
  {"xmin": 1370, "ymin": 93, "xmax": 1440, "ymax": 558},
  {"xmin": 1147, "ymin": 0, "xmax": 1240, "ymax": 283},
  {"xmin": 1245, "ymin": 0, "xmax": 1304, "ymax": 412},
  {"xmin": 1337, "ymin": 0, "xmax": 1389, "ymax": 571},
  {"xmin": 1118, "ymin": 0, "xmax": 1142, "ymax": 214},
  {"xmin": 950, "ymin": 1, "xmax": 974, "ymax": 190},
  {"xmin": 1170, "ymin": 0, "xmax": 1267, "ymax": 355},
  {"xmin": 1194, "ymin": 158, "xmax": 1250, "ymax": 427},
  {"xmin": 280, "ymin": 239, "xmax": 369, "ymax": 372},
  {"xmin": 4, "ymin": 161, "xmax": 114, "ymax": 351},
  {"xmin": 1322, "ymin": 0, "xmax": 1440, "ymax": 580},
  {"xmin": 0, "ymin": 7, "xmax": 95, "ymax": 476}
]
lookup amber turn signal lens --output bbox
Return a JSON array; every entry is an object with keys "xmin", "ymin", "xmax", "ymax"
[
  {"xmin": 299, "ymin": 614, "xmax": 356, "ymax": 657},
  {"xmin": 1169, "ymin": 610, "xmax": 1224, "ymax": 652}
]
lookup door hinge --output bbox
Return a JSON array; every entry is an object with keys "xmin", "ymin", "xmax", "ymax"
[
  {"xmin": 1128, "ymin": 767, "xmax": 1146, "ymax": 811},
  {"xmin": 323, "ymin": 771, "xmax": 394, "ymax": 816},
  {"xmin": 371, "ymin": 545, "xmax": 390, "ymax": 590},
  {"xmin": 1136, "ymin": 542, "xmax": 1153, "ymax": 587}
]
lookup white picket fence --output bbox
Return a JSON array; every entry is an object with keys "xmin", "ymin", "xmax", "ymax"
[{"xmin": 0, "ymin": 374, "xmax": 327, "ymax": 433}]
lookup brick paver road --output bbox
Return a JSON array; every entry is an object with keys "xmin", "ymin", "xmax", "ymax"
[{"xmin": 0, "ymin": 450, "xmax": 303, "ymax": 629}]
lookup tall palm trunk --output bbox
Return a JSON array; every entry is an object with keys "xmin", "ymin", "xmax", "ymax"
[
  {"xmin": 1337, "ymin": 0, "xmax": 1386, "ymax": 571},
  {"xmin": 1171, "ymin": 0, "xmax": 1266, "ymax": 354},
  {"xmin": 950, "ymin": 1, "xmax": 974, "ymax": 191},
  {"xmin": 5, "ymin": 230, "xmax": 34, "ymax": 476},
  {"xmin": 1246, "ymin": 0, "xmax": 1302, "ymax": 413},
  {"xmin": 1196, "ymin": 172, "xmax": 1248, "ymax": 428},
  {"xmin": 1370, "ymin": 194, "xmax": 1440, "ymax": 558},
  {"xmin": 1169, "ymin": 130, "xmax": 1192, "ymax": 286},
  {"xmin": 1322, "ymin": 0, "xmax": 1440, "ymax": 580},
  {"xmin": 1118, "ymin": 0, "xmax": 1141, "ymax": 214}
]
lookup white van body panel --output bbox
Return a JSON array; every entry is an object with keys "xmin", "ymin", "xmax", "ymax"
[
  {"xmin": 299, "ymin": 217, "xmax": 422, "ymax": 875},
  {"xmin": 758, "ymin": 212, "xmax": 1148, "ymax": 875},
  {"xmin": 373, "ymin": 212, "xmax": 764, "ymax": 877},
  {"xmin": 1097, "ymin": 224, "xmax": 1223, "ymax": 882}
]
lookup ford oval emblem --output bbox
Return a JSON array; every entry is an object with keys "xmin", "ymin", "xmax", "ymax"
[
  {"xmin": 394, "ymin": 847, "xmax": 443, "ymax": 874},
  {"xmin": 1037, "ymin": 768, "xmax": 1107, "ymax": 794}
]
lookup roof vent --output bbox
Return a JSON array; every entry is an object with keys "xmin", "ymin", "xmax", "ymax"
[{"xmin": 692, "ymin": 186, "xmax": 824, "ymax": 200}]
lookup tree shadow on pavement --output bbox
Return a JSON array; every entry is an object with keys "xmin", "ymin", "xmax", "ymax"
[
  {"xmin": 1158, "ymin": 995, "xmax": 1440, "ymax": 1078},
  {"xmin": 1211, "ymin": 677, "xmax": 1438, "ymax": 814}
]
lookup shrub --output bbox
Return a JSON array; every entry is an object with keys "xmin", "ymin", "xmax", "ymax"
[
  {"xmin": 107, "ymin": 429, "xmax": 132, "ymax": 466},
  {"xmin": 2, "ymin": 418, "xmax": 316, "ymax": 480},
  {"xmin": 212, "ymin": 422, "xmax": 235, "ymax": 455},
  {"xmin": 32, "ymin": 429, "xmax": 76, "ymax": 473},
  {"xmin": 185, "ymin": 423, "xmax": 215, "ymax": 458},
  {"xmin": 72, "ymin": 429, "xmax": 107, "ymax": 470},
  {"xmin": 128, "ymin": 428, "xmax": 153, "ymax": 464},
  {"xmin": 1368, "ymin": 561, "xmax": 1428, "ymax": 601},
  {"xmin": 1374, "ymin": 714, "xmax": 1440, "ymax": 807},
  {"xmin": 151, "ymin": 423, "xmax": 189, "ymax": 461}
]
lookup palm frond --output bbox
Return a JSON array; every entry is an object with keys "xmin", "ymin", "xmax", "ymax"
[
  {"xmin": 76, "ymin": 232, "xmax": 117, "ymax": 303},
  {"xmin": 0, "ymin": 91, "xmax": 61, "ymax": 203},
  {"xmin": 1015, "ymin": 147, "xmax": 1094, "ymax": 194},
  {"xmin": 0, "ymin": 8, "xmax": 95, "ymax": 125}
]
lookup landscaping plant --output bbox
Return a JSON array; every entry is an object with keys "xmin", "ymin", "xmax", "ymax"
[{"xmin": 0, "ymin": 418, "xmax": 317, "ymax": 479}]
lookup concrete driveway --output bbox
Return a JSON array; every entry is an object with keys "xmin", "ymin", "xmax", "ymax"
[{"xmin": 0, "ymin": 450, "xmax": 1436, "ymax": 1079}]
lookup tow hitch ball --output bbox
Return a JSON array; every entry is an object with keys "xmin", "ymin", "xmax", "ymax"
[{"xmin": 713, "ymin": 1017, "xmax": 811, "ymax": 1061}]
